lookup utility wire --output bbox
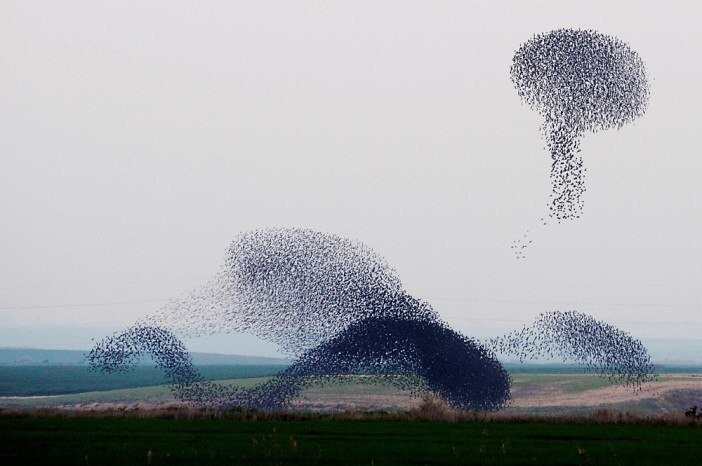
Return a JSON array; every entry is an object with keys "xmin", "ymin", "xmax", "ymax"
[
  {"xmin": 427, "ymin": 295, "xmax": 702, "ymax": 309},
  {"xmin": 0, "ymin": 299, "xmax": 170, "ymax": 310},
  {"xmin": 1, "ymin": 295, "xmax": 700, "ymax": 311}
]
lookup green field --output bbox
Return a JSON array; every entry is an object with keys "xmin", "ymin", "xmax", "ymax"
[
  {"xmin": 1, "ymin": 412, "xmax": 702, "ymax": 465},
  {"xmin": 0, "ymin": 365, "xmax": 288, "ymax": 396}
]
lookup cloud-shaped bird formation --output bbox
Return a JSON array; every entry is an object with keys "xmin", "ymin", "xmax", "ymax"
[{"xmin": 511, "ymin": 28, "xmax": 649, "ymax": 221}]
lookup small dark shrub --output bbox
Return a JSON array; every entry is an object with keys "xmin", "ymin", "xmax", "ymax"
[{"xmin": 684, "ymin": 405, "xmax": 701, "ymax": 420}]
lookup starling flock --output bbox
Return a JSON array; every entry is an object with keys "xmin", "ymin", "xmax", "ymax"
[
  {"xmin": 511, "ymin": 28, "xmax": 649, "ymax": 223},
  {"xmin": 88, "ymin": 28, "xmax": 654, "ymax": 411},
  {"xmin": 89, "ymin": 229, "xmax": 654, "ymax": 410},
  {"xmin": 89, "ymin": 229, "xmax": 510, "ymax": 410},
  {"xmin": 89, "ymin": 315, "xmax": 512, "ymax": 410},
  {"xmin": 488, "ymin": 311, "xmax": 655, "ymax": 389}
]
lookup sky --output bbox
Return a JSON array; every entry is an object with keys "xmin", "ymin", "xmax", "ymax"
[{"xmin": 1, "ymin": 1, "xmax": 700, "ymax": 360}]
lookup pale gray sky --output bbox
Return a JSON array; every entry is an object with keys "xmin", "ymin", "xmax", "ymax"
[{"xmin": 1, "ymin": 1, "xmax": 700, "ymax": 358}]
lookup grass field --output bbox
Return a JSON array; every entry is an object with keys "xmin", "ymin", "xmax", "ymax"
[
  {"xmin": 0, "ymin": 365, "xmax": 288, "ymax": 396},
  {"xmin": 2, "ymin": 410, "xmax": 702, "ymax": 465}
]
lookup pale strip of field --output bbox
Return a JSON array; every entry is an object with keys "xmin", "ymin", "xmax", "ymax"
[
  {"xmin": 2, "ymin": 373, "xmax": 701, "ymax": 415},
  {"xmin": 293, "ymin": 374, "xmax": 702, "ymax": 413},
  {"xmin": 510, "ymin": 374, "xmax": 702, "ymax": 408},
  {"xmin": 0, "ymin": 377, "xmax": 271, "ymax": 408}
]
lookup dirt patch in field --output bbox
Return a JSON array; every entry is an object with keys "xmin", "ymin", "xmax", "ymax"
[
  {"xmin": 292, "ymin": 392, "xmax": 422, "ymax": 412},
  {"xmin": 510, "ymin": 375, "xmax": 702, "ymax": 410},
  {"xmin": 510, "ymin": 380, "xmax": 572, "ymax": 399}
]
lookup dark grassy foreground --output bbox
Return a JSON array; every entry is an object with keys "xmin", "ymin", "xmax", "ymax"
[{"xmin": 1, "ymin": 408, "xmax": 701, "ymax": 465}]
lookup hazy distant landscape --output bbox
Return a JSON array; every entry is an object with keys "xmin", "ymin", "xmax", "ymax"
[{"xmin": 0, "ymin": 347, "xmax": 289, "ymax": 366}]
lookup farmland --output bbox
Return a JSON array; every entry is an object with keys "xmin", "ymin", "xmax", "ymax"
[
  {"xmin": 2, "ymin": 364, "xmax": 702, "ymax": 464},
  {"xmin": 0, "ymin": 365, "xmax": 288, "ymax": 397},
  {"xmin": 2, "ymin": 365, "xmax": 701, "ymax": 416}
]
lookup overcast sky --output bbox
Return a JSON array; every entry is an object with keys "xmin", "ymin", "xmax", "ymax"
[{"xmin": 1, "ymin": 1, "xmax": 700, "ymax": 357}]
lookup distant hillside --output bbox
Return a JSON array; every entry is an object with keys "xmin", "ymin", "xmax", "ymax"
[
  {"xmin": 0, "ymin": 347, "xmax": 289, "ymax": 366},
  {"xmin": 3, "ymin": 339, "xmax": 700, "ymax": 367},
  {"xmin": 641, "ymin": 338, "xmax": 702, "ymax": 365}
]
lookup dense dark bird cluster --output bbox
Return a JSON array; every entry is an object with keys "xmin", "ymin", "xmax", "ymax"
[
  {"xmin": 511, "ymin": 29, "xmax": 649, "ymax": 222},
  {"xmin": 488, "ymin": 311, "xmax": 655, "ymax": 389},
  {"xmin": 89, "ymin": 229, "xmax": 654, "ymax": 410},
  {"xmin": 269, "ymin": 315, "xmax": 511, "ymax": 410}
]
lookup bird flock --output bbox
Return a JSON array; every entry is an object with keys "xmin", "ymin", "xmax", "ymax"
[
  {"xmin": 511, "ymin": 28, "xmax": 649, "ymax": 222},
  {"xmin": 88, "ymin": 27, "xmax": 654, "ymax": 412},
  {"xmin": 89, "ymin": 229, "xmax": 510, "ymax": 410},
  {"xmin": 89, "ymin": 228, "xmax": 655, "ymax": 410},
  {"xmin": 488, "ymin": 311, "xmax": 655, "ymax": 389}
]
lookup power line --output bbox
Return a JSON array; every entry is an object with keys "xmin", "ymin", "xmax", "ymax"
[
  {"xmin": 0, "ymin": 278, "xmax": 208, "ymax": 291},
  {"xmin": 428, "ymin": 295, "xmax": 702, "ymax": 309},
  {"xmin": 1, "ymin": 301, "xmax": 701, "ymax": 327},
  {"xmin": 2, "ymin": 274, "xmax": 698, "ymax": 291},
  {"xmin": 1, "ymin": 296, "xmax": 701, "ymax": 324},
  {"xmin": 453, "ymin": 317, "xmax": 702, "ymax": 326},
  {"xmin": 0, "ymin": 299, "xmax": 170, "ymax": 311},
  {"xmin": 401, "ymin": 274, "xmax": 699, "ymax": 289}
]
